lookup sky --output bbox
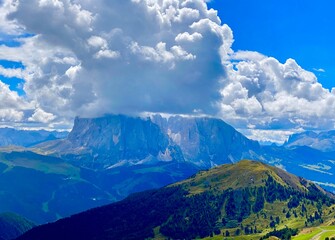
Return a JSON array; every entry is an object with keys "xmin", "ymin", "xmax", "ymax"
[
  {"xmin": 208, "ymin": 0, "xmax": 335, "ymax": 90},
  {"xmin": 0, "ymin": 0, "xmax": 334, "ymax": 143}
]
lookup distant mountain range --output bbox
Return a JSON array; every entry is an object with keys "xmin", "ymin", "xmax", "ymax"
[
  {"xmin": 35, "ymin": 114, "xmax": 335, "ymax": 192},
  {"xmin": 284, "ymin": 130, "xmax": 335, "ymax": 152},
  {"xmin": 0, "ymin": 128, "xmax": 68, "ymax": 147},
  {"xmin": 17, "ymin": 160, "xmax": 335, "ymax": 240}
]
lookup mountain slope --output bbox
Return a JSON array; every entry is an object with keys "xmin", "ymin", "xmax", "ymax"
[
  {"xmin": 0, "ymin": 150, "xmax": 198, "ymax": 224},
  {"xmin": 0, "ymin": 151, "xmax": 113, "ymax": 224},
  {"xmin": 284, "ymin": 130, "xmax": 335, "ymax": 152},
  {"xmin": 36, "ymin": 114, "xmax": 259, "ymax": 169},
  {"xmin": 0, "ymin": 128, "xmax": 68, "ymax": 147},
  {"xmin": 0, "ymin": 212, "xmax": 35, "ymax": 240},
  {"xmin": 260, "ymin": 144, "xmax": 335, "ymax": 192},
  {"xmin": 17, "ymin": 160, "xmax": 335, "ymax": 240}
]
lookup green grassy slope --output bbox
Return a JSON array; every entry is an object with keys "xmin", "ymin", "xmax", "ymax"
[{"xmin": 17, "ymin": 160, "xmax": 335, "ymax": 240}]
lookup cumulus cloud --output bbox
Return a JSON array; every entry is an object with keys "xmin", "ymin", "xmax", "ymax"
[
  {"xmin": 0, "ymin": 0, "xmax": 335, "ymax": 143},
  {"xmin": 219, "ymin": 51, "xmax": 335, "ymax": 138},
  {"xmin": 0, "ymin": 80, "xmax": 29, "ymax": 122},
  {"xmin": 28, "ymin": 108, "xmax": 55, "ymax": 123},
  {"xmin": 2, "ymin": 0, "xmax": 232, "ymax": 121},
  {"xmin": 0, "ymin": 0, "xmax": 22, "ymax": 35}
]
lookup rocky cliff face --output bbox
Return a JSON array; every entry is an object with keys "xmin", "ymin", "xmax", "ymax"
[
  {"xmin": 39, "ymin": 114, "xmax": 259, "ymax": 169},
  {"xmin": 68, "ymin": 115, "xmax": 170, "ymax": 160},
  {"xmin": 284, "ymin": 130, "xmax": 335, "ymax": 152},
  {"xmin": 152, "ymin": 115, "xmax": 260, "ymax": 167}
]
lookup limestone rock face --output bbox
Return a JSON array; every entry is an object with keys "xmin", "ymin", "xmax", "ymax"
[
  {"xmin": 152, "ymin": 115, "xmax": 260, "ymax": 167},
  {"xmin": 39, "ymin": 114, "xmax": 259, "ymax": 169}
]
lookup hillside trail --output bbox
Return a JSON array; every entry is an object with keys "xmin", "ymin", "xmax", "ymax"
[{"xmin": 310, "ymin": 227, "xmax": 335, "ymax": 240}]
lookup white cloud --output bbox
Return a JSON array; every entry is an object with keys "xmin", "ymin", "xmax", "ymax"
[
  {"xmin": 87, "ymin": 35, "xmax": 108, "ymax": 49},
  {"xmin": 0, "ymin": 65, "xmax": 27, "ymax": 79},
  {"xmin": 175, "ymin": 32, "xmax": 203, "ymax": 42},
  {"xmin": 0, "ymin": 80, "xmax": 30, "ymax": 122},
  {"xmin": 94, "ymin": 49, "xmax": 120, "ymax": 59},
  {"xmin": 28, "ymin": 108, "xmax": 55, "ymax": 123},
  {"xmin": 239, "ymin": 129, "xmax": 300, "ymax": 144},
  {"xmin": 0, "ymin": 0, "xmax": 21, "ymax": 35},
  {"xmin": 0, "ymin": 0, "xmax": 334, "ymax": 144},
  {"xmin": 1, "ymin": 0, "xmax": 232, "ymax": 121},
  {"xmin": 219, "ymin": 52, "xmax": 335, "ymax": 142},
  {"xmin": 313, "ymin": 68, "xmax": 326, "ymax": 73}
]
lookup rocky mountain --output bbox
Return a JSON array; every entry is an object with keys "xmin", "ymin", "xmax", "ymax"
[
  {"xmin": 37, "ymin": 114, "xmax": 259, "ymax": 169},
  {"xmin": 17, "ymin": 160, "xmax": 335, "ymax": 240},
  {"xmin": 284, "ymin": 130, "xmax": 335, "ymax": 152},
  {"xmin": 0, "ymin": 128, "xmax": 68, "ymax": 147},
  {"xmin": 0, "ymin": 212, "xmax": 35, "ymax": 240},
  {"xmin": 34, "ymin": 114, "xmax": 335, "ymax": 193},
  {"xmin": 152, "ymin": 115, "xmax": 260, "ymax": 167}
]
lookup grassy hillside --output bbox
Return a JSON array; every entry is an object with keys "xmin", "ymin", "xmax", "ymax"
[
  {"xmin": 0, "ymin": 212, "xmax": 35, "ymax": 240},
  {"xmin": 0, "ymin": 151, "xmax": 113, "ymax": 224},
  {"xmin": 17, "ymin": 160, "xmax": 335, "ymax": 240},
  {"xmin": 0, "ymin": 150, "xmax": 198, "ymax": 224}
]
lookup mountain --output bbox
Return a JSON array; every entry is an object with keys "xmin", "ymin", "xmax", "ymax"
[
  {"xmin": 17, "ymin": 160, "xmax": 335, "ymax": 240},
  {"xmin": 36, "ymin": 114, "xmax": 259, "ymax": 169},
  {"xmin": 0, "ymin": 212, "xmax": 35, "ymax": 240},
  {"xmin": 284, "ymin": 130, "xmax": 335, "ymax": 152},
  {"xmin": 0, "ymin": 128, "xmax": 68, "ymax": 148},
  {"xmin": 0, "ymin": 150, "xmax": 113, "ymax": 224},
  {"xmin": 0, "ymin": 149, "xmax": 198, "ymax": 224},
  {"xmin": 152, "ymin": 115, "xmax": 260, "ymax": 167},
  {"xmin": 33, "ymin": 114, "xmax": 335, "ymax": 193}
]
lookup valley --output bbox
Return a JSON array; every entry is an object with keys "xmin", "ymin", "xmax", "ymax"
[{"xmin": 0, "ymin": 114, "xmax": 334, "ymax": 239}]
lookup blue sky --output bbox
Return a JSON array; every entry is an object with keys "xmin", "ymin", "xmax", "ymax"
[
  {"xmin": 208, "ymin": 0, "xmax": 335, "ymax": 90},
  {"xmin": 0, "ymin": 59, "xmax": 25, "ymax": 95},
  {"xmin": 1, "ymin": 0, "xmax": 335, "ymax": 142}
]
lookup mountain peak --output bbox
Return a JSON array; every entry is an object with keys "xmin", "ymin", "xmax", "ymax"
[
  {"xmin": 174, "ymin": 159, "xmax": 323, "ymax": 195},
  {"xmin": 17, "ymin": 160, "xmax": 335, "ymax": 240}
]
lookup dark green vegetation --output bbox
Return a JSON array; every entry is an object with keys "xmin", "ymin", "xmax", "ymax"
[
  {"xmin": 260, "ymin": 227, "xmax": 299, "ymax": 240},
  {"xmin": 17, "ymin": 160, "xmax": 335, "ymax": 240},
  {"xmin": 0, "ymin": 212, "xmax": 35, "ymax": 240},
  {"xmin": 0, "ymin": 150, "xmax": 197, "ymax": 224}
]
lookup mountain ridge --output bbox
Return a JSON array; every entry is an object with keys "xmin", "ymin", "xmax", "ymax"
[
  {"xmin": 284, "ymin": 130, "xmax": 335, "ymax": 152},
  {"xmin": 16, "ymin": 160, "xmax": 335, "ymax": 240},
  {"xmin": 0, "ymin": 128, "xmax": 68, "ymax": 148}
]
